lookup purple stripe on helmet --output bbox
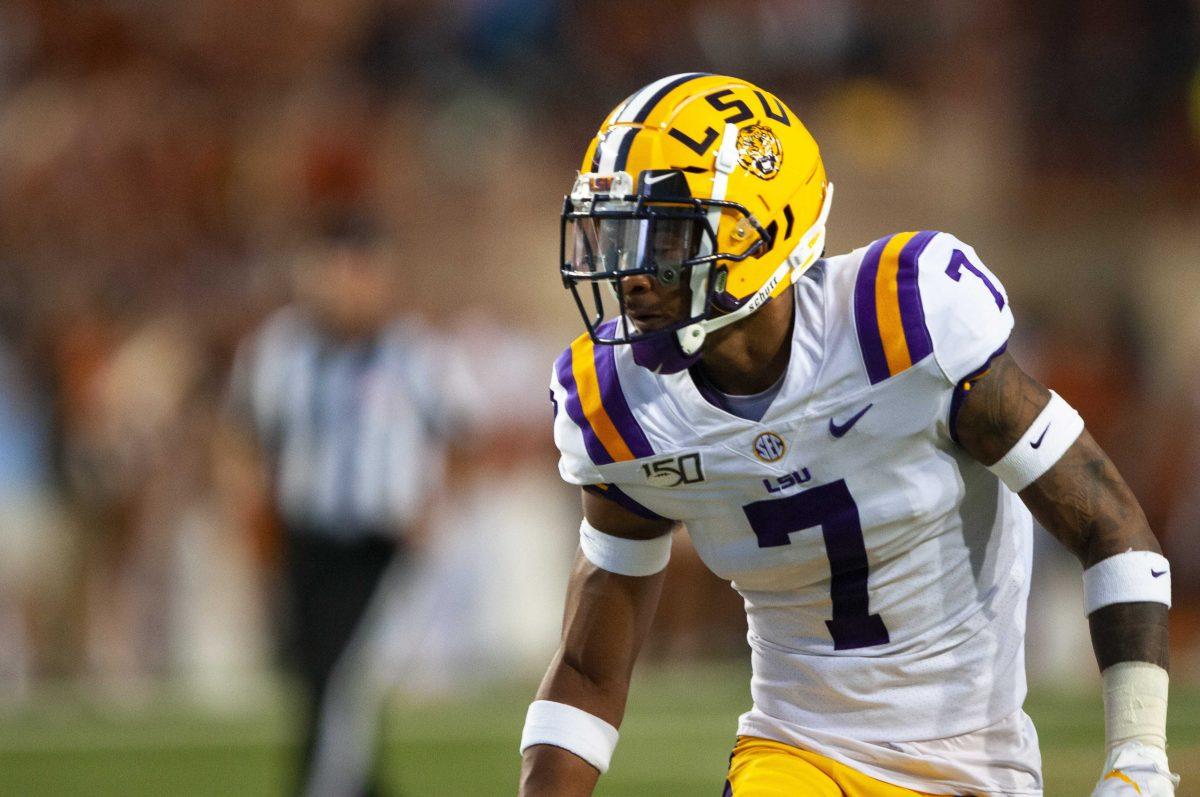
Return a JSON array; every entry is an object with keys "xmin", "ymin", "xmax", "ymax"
[
  {"xmin": 631, "ymin": 72, "xmax": 711, "ymax": 123},
  {"xmin": 722, "ymin": 779, "xmax": 733, "ymax": 797},
  {"xmin": 896, "ymin": 230, "xmax": 938, "ymax": 365},
  {"xmin": 582, "ymin": 483, "xmax": 669, "ymax": 522},
  {"xmin": 853, "ymin": 236, "xmax": 892, "ymax": 384},
  {"xmin": 554, "ymin": 344, "xmax": 614, "ymax": 466},
  {"xmin": 613, "ymin": 73, "xmax": 711, "ymax": 171},
  {"xmin": 593, "ymin": 320, "xmax": 655, "ymax": 459}
]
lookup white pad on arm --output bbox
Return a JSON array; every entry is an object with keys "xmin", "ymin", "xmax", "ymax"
[
  {"xmin": 1103, "ymin": 661, "xmax": 1170, "ymax": 752},
  {"xmin": 1084, "ymin": 550, "xmax": 1172, "ymax": 614},
  {"xmin": 520, "ymin": 700, "xmax": 619, "ymax": 774},
  {"xmin": 579, "ymin": 518, "xmax": 671, "ymax": 577},
  {"xmin": 987, "ymin": 389, "xmax": 1084, "ymax": 492}
]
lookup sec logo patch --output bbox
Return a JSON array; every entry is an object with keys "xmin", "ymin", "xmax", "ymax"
[{"xmin": 753, "ymin": 432, "xmax": 786, "ymax": 463}]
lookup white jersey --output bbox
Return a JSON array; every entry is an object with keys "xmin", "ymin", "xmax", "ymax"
[
  {"xmin": 549, "ymin": 231, "xmax": 1042, "ymax": 795},
  {"xmin": 229, "ymin": 309, "xmax": 458, "ymax": 533}
]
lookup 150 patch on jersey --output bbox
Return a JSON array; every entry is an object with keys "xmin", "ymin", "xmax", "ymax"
[{"xmin": 641, "ymin": 453, "xmax": 705, "ymax": 487}]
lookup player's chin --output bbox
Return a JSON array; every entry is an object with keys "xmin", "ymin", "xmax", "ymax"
[{"xmin": 626, "ymin": 314, "xmax": 675, "ymax": 334}]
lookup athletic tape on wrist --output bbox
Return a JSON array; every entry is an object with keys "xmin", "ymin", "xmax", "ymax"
[
  {"xmin": 520, "ymin": 700, "xmax": 619, "ymax": 774},
  {"xmin": 987, "ymin": 390, "xmax": 1084, "ymax": 492},
  {"xmin": 1103, "ymin": 662, "xmax": 1169, "ymax": 753},
  {"xmin": 579, "ymin": 518, "xmax": 671, "ymax": 577},
  {"xmin": 1084, "ymin": 550, "xmax": 1172, "ymax": 614}
]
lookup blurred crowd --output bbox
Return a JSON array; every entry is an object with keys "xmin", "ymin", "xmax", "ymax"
[{"xmin": 0, "ymin": 0, "xmax": 1198, "ymax": 700}]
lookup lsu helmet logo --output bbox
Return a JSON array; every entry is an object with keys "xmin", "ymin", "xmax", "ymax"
[
  {"xmin": 563, "ymin": 75, "xmax": 831, "ymax": 375},
  {"xmin": 736, "ymin": 124, "xmax": 783, "ymax": 180}
]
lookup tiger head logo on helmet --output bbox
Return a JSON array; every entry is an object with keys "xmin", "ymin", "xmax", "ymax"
[
  {"xmin": 736, "ymin": 124, "xmax": 783, "ymax": 180},
  {"xmin": 560, "ymin": 73, "xmax": 832, "ymax": 374}
]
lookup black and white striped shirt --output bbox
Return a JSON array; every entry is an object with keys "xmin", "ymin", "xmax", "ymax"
[{"xmin": 229, "ymin": 308, "xmax": 463, "ymax": 536}]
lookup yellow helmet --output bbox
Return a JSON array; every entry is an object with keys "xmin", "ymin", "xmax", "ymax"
[{"xmin": 561, "ymin": 73, "xmax": 832, "ymax": 373}]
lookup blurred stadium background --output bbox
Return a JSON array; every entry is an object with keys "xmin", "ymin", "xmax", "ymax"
[{"xmin": 0, "ymin": 0, "xmax": 1198, "ymax": 794}]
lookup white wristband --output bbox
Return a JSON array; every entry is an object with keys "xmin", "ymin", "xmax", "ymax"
[
  {"xmin": 520, "ymin": 700, "xmax": 619, "ymax": 774},
  {"xmin": 987, "ymin": 390, "xmax": 1084, "ymax": 492},
  {"xmin": 1084, "ymin": 550, "xmax": 1172, "ymax": 614},
  {"xmin": 1103, "ymin": 662, "xmax": 1169, "ymax": 752},
  {"xmin": 579, "ymin": 518, "xmax": 671, "ymax": 577}
]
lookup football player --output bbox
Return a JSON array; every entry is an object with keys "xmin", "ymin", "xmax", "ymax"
[{"xmin": 518, "ymin": 74, "xmax": 1177, "ymax": 796}]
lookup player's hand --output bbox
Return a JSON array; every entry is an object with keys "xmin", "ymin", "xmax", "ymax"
[{"xmin": 1090, "ymin": 742, "xmax": 1179, "ymax": 796}]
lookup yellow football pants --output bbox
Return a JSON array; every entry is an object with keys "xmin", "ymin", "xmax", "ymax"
[{"xmin": 725, "ymin": 736, "xmax": 940, "ymax": 796}]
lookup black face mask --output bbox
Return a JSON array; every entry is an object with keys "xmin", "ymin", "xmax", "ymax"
[{"xmin": 560, "ymin": 169, "xmax": 771, "ymax": 348}]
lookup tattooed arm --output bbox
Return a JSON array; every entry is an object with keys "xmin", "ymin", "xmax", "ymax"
[
  {"xmin": 953, "ymin": 351, "xmax": 1168, "ymax": 671},
  {"xmin": 955, "ymin": 351, "xmax": 1177, "ymax": 795}
]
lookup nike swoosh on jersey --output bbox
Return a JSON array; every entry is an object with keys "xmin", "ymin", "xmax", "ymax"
[
  {"xmin": 1152, "ymin": 569, "xmax": 1168, "ymax": 578},
  {"xmin": 1030, "ymin": 424, "xmax": 1050, "ymax": 449},
  {"xmin": 829, "ymin": 404, "xmax": 873, "ymax": 438}
]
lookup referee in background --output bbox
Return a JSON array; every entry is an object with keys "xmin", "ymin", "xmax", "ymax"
[{"xmin": 226, "ymin": 212, "xmax": 462, "ymax": 796}]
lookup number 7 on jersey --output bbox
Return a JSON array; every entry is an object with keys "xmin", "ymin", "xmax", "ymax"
[{"xmin": 743, "ymin": 480, "xmax": 890, "ymax": 650}]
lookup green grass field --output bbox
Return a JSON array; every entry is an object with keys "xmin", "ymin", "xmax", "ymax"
[{"xmin": 0, "ymin": 663, "xmax": 1196, "ymax": 795}]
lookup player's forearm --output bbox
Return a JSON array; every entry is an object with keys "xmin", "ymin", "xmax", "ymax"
[
  {"xmin": 556, "ymin": 548, "xmax": 665, "ymax": 690},
  {"xmin": 1019, "ymin": 432, "xmax": 1169, "ymax": 670},
  {"xmin": 534, "ymin": 646, "xmax": 634, "ymax": 726},
  {"xmin": 519, "ymin": 743, "xmax": 602, "ymax": 796},
  {"xmin": 1019, "ymin": 428, "xmax": 1162, "ymax": 567},
  {"xmin": 517, "ymin": 653, "xmax": 632, "ymax": 797},
  {"xmin": 1087, "ymin": 602, "xmax": 1169, "ymax": 671},
  {"xmin": 519, "ymin": 552, "xmax": 664, "ymax": 794},
  {"xmin": 548, "ymin": 561, "xmax": 659, "ymax": 702}
]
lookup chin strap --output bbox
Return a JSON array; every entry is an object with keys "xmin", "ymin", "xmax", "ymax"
[
  {"xmin": 677, "ymin": 123, "xmax": 739, "ymax": 356},
  {"xmin": 676, "ymin": 180, "xmax": 834, "ymax": 356}
]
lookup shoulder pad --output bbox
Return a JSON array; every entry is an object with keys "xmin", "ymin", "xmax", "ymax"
[{"xmin": 853, "ymin": 231, "xmax": 1012, "ymax": 385}]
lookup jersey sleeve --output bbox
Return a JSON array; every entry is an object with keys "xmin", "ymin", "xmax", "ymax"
[
  {"xmin": 853, "ymin": 230, "xmax": 1013, "ymax": 387},
  {"xmin": 550, "ymin": 362, "xmax": 606, "ymax": 486},
  {"xmin": 916, "ymin": 232, "xmax": 1014, "ymax": 383},
  {"xmin": 549, "ymin": 331, "xmax": 658, "ymax": 487}
]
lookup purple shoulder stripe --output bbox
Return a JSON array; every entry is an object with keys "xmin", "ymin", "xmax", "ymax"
[
  {"xmin": 896, "ymin": 230, "xmax": 939, "ymax": 364},
  {"xmin": 853, "ymin": 236, "xmax": 892, "ymax": 384},
  {"xmin": 554, "ymin": 345, "xmax": 614, "ymax": 466},
  {"xmin": 592, "ymin": 320, "xmax": 655, "ymax": 460},
  {"xmin": 554, "ymin": 321, "xmax": 655, "ymax": 466}
]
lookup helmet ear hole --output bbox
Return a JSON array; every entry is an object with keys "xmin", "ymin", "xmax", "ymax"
[{"xmin": 758, "ymin": 221, "xmax": 779, "ymax": 257}]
